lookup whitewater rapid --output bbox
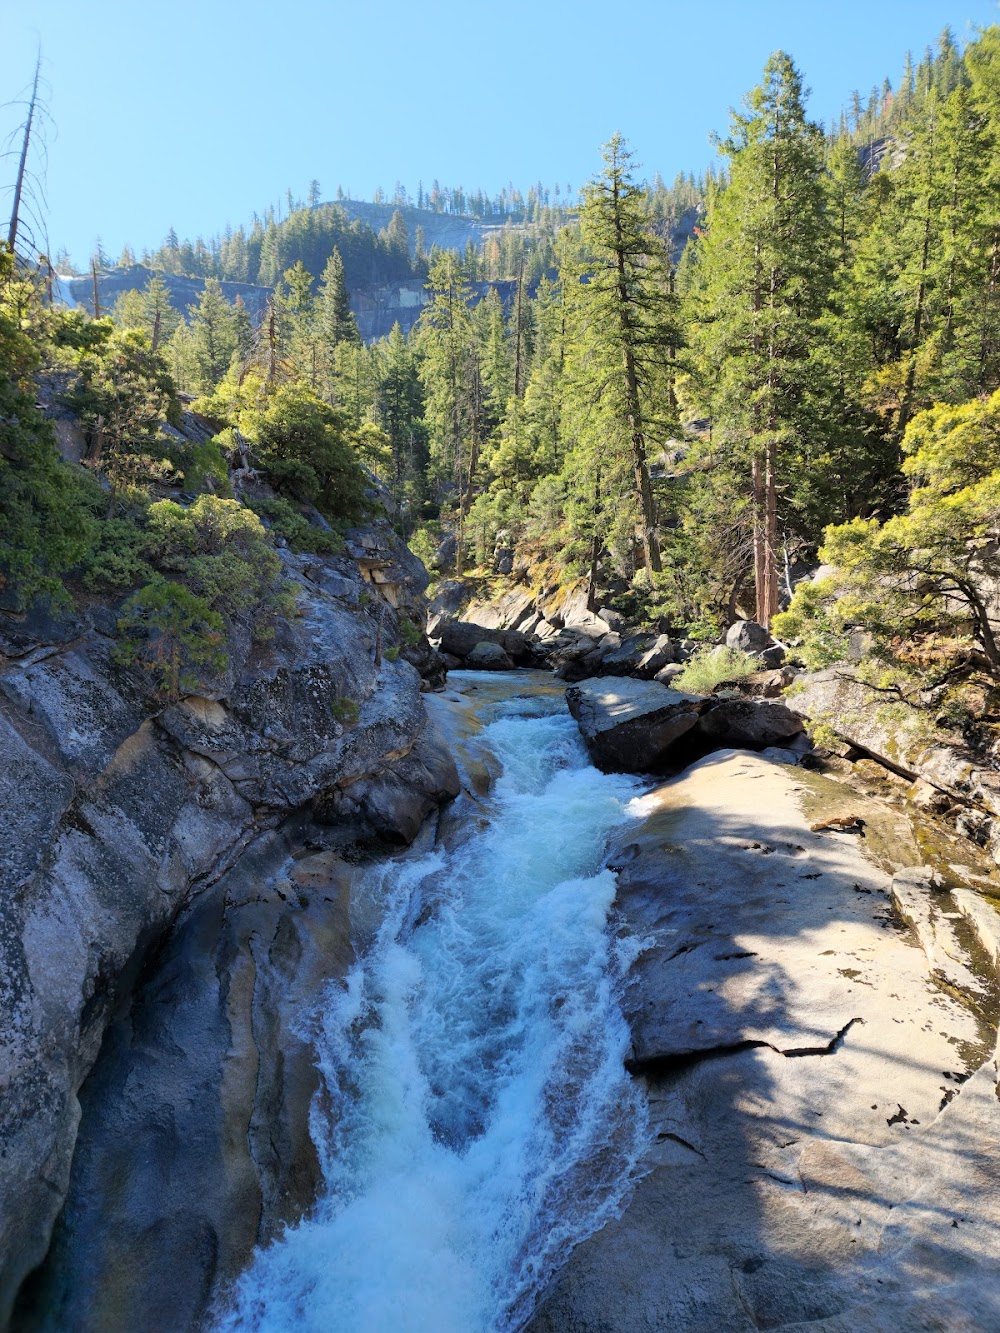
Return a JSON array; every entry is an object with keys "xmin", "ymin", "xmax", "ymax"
[{"xmin": 217, "ymin": 673, "xmax": 649, "ymax": 1333}]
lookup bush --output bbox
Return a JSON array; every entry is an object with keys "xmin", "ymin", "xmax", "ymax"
[
  {"xmin": 0, "ymin": 290, "xmax": 99, "ymax": 606},
  {"xmin": 145, "ymin": 494, "xmax": 296, "ymax": 636},
  {"xmin": 115, "ymin": 578, "xmax": 227, "ymax": 699},
  {"xmin": 248, "ymin": 496, "xmax": 344, "ymax": 553},
  {"xmin": 240, "ymin": 383, "xmax": 367, "ymax": 521},
  {"xmin": 672, "ymin": 645, "xmax": 758, "ymax": 695}
]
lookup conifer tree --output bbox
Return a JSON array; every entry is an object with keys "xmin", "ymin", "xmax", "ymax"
[
  {"xmin": 188, "ymin": 278, "xmax": 238, "ymax": 391},
  {"xmin": 694, "ymin": 53, "xmax": 832, "ymax": 624},
  {"xmin": 318, "ymin": 248, "xmax": 360, "ymax": 353},
  {"xmin": 564, "ymin": 132, "xmax": 679, "ymax": 579}
]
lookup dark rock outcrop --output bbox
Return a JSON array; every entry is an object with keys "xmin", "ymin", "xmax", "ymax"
[
  {"xmin": 566, "ymin": 680, "xmax": 703, "ymax": 772},
  {"xmin": 466, "ymin": 640, "xmax": 515, "ymax": 671},
  {"xmin": 0, "ymin": 525, "xmax": 458, "ymax": 1327},
  {"xmin": 431, "ymin": 616, "xmax": 537, "ymax": 668}
]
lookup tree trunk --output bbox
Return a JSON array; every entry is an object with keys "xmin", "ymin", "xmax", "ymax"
[
  {"xmin": 7, "ymin": 54, "xmax": 40, "ymax": 255},
  {"xmin": 751, "ymin": 453, "xmax": 766, "ymax": 622},
  {"xmin": 761, "ymin": 437, "xmax": 779, "ymax": 626}
]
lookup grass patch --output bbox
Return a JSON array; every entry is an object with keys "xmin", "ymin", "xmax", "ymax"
[{"xmin": 672, "ymin": 645, "xmax": 758, "ymax": 695}]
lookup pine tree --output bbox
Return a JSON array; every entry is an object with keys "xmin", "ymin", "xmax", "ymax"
[
  {"xmin": 417, "ymin": 250, "xmax": 480, "ymax": 565},
  {"xmin": 188, "ymin": 278, "xmax": 238, "ymax": 391},
  {"xmin": 564, "ymin": 132, "xmax": 680, "ymax": 579},
  {"xmin": 377, "ymin": 322, "xmax": 428, "ymax": 519},
  {"xmin": 318, "ymin": 248, "xmax": 360, "ymax": 353},
  {"xmin": 694, "ymin": 53, "xmax": 832, "ymax": 625}
]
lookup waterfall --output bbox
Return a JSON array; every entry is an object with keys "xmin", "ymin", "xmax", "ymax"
[{"xmin": 217, "ymin": 674, "xmax": 648, "ymax": 1333}]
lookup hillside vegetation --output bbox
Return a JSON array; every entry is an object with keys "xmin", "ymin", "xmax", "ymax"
[{"xmin": 5, "ymin": 28, "xmax": 1000, "ymax": 742}]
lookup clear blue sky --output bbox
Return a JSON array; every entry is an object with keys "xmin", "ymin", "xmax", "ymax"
[{"xmin": 2, "ymin": 0, "xmax": 998, "ymax": 268}]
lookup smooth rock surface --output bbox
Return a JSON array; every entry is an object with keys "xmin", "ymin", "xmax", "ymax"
[
  {"xmin": 465, "ymin": 639, "xmax": 515, "ymax": 671},
  {"xmin": 529, "ymin": 751, "xmax": 1000, "ymax": 1332}
]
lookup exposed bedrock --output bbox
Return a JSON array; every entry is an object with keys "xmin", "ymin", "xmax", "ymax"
[
  {"xmin": 529, "ymin": 750, "xmax": 1000, "ymax": 1332},
  {"xmin": 794, "ymin": 667, "xmax": 1000, "ymax": 867},
  {"xmin": 0, "ymin": 526, "xmax": 458, "ymax": 1329}
]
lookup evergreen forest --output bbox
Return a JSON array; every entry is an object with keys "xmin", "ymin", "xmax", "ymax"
[{"xmin": 6, "ymin": 27, "xmax": 1000, "ymax": 711}]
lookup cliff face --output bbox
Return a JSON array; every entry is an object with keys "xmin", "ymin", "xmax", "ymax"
[{"xmin": 0, "ymin": 524, "xmax": 458, "ymax": 1327}]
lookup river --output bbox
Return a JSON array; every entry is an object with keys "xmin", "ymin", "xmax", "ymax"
[{"xmin": 215, "ymin": 671, "xmax": 649, "ymax": 1333}]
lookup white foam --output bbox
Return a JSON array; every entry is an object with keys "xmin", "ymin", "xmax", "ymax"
[{"xmin": 217, "ymin": 698, "xmax": 647, "ymax": 1333}]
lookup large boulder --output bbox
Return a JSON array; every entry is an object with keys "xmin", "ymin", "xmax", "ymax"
[
  {"xmin": 466, "ymin": 640, "xmax": 515, "ymax": 671},
  {"xmin": 697, "ymin": 697, "xmax": 805, "ymax": 749},
  {"xmin": 565, "ymin": 679, "xmax": 704, "ymax": 773},
  {"xmin": 726, "ymin": 619, "xmax": 771, "ymax": 653},
  {"xmin": 432, "ymin": 617, "xmax": 534, "ymax": 665}
]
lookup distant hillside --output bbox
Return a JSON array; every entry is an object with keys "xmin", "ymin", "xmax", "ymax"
[
  {"xmin": 58, "ymin": 263, "xmax": 532, "ymax": 344},
  {"xmin": 329, "ymin": 201, "xmax": 496, "ymax": 256},
  {"xmin": 58, "ymin": 265, "xmax": 274, "ymax": 321}
]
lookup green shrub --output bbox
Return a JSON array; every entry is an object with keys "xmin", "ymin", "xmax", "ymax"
[
  {"xmin": 672, "ymin": 645, "xmax": 758, "ymax": 695},
  {"xmin": 145, "ymin": 494, "xmax": 296, "ymax": 638},
  {"xmin": 114, "ymin": 578, "xmax": 227, "ymax": 700},
  {"xmin": 240, "ymin": 382, "xmax": 367, "ymax": 522},
  {"xmin": 407, "ymin": 522, "xmax": 441, "ymax": 569},
  {"xmin": 331, "ymin": 696, "xmax": 359, "ymax": 724},
  {"xmin": 398, "ymin": 616, "xmax": 422, "ymax": 647},
  {"xmin": 248, "ymin": 496, "xmax": 344, "ymax": 553}
]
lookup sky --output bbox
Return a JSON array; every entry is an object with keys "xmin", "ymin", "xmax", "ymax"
[{"xmin": 2, "ymin": 0, "xmax": 999, "ymax": 268}]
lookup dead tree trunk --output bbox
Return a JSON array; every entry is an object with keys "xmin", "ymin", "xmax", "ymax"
[{"xmin": 7, "ymin": 54, "xmax": 40, "ymax": 254}]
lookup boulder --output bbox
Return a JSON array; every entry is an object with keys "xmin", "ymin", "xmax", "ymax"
[
  {"xmin": 599, "ymin": 634, "xmax": 655, "ymax": 676},
  {"xmin": 565, "ymin": 679, "xmax": 704, "ymax": 773},
  {"xmin": 725, "ymin": 619, "xmax": 771, "ymax": 653},
  {"xmin": 635, "ymin": 634, "xmax": 679, "ymax": 677},
  {"xmin": 433, "ymin": 617, "xmax": 533, "ymax": 664},
  {"xmin": 654, "ymin": 664, "xmax": 686, "ymax": 685},
  {"xmin": 465, "ymin": 641, "xmax": 515, "ymax": 671},
  {"xmin": 697, "ymin": 698, "xmax": 805, "ymax": 749},
  {"xmin": 737, "ymin": 667, "xmax": 798, "ymax": 698},
  {"xmin": 431, "ymin": 533, "xmax": 457, "ymax": 572}
]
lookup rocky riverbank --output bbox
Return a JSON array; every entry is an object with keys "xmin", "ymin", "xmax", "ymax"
[
  {"xmin": 0, "ymin": 523, "xmax": 458, "ymax": 1329},
  {"xmin": 529, "ymin": 748, "xmax": 1000, "ymax": 1331}
]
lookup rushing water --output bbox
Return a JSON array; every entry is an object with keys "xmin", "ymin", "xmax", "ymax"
[{"xmin": 217, "ymin": 672, "xmax": 648, "ymax": 1333}]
